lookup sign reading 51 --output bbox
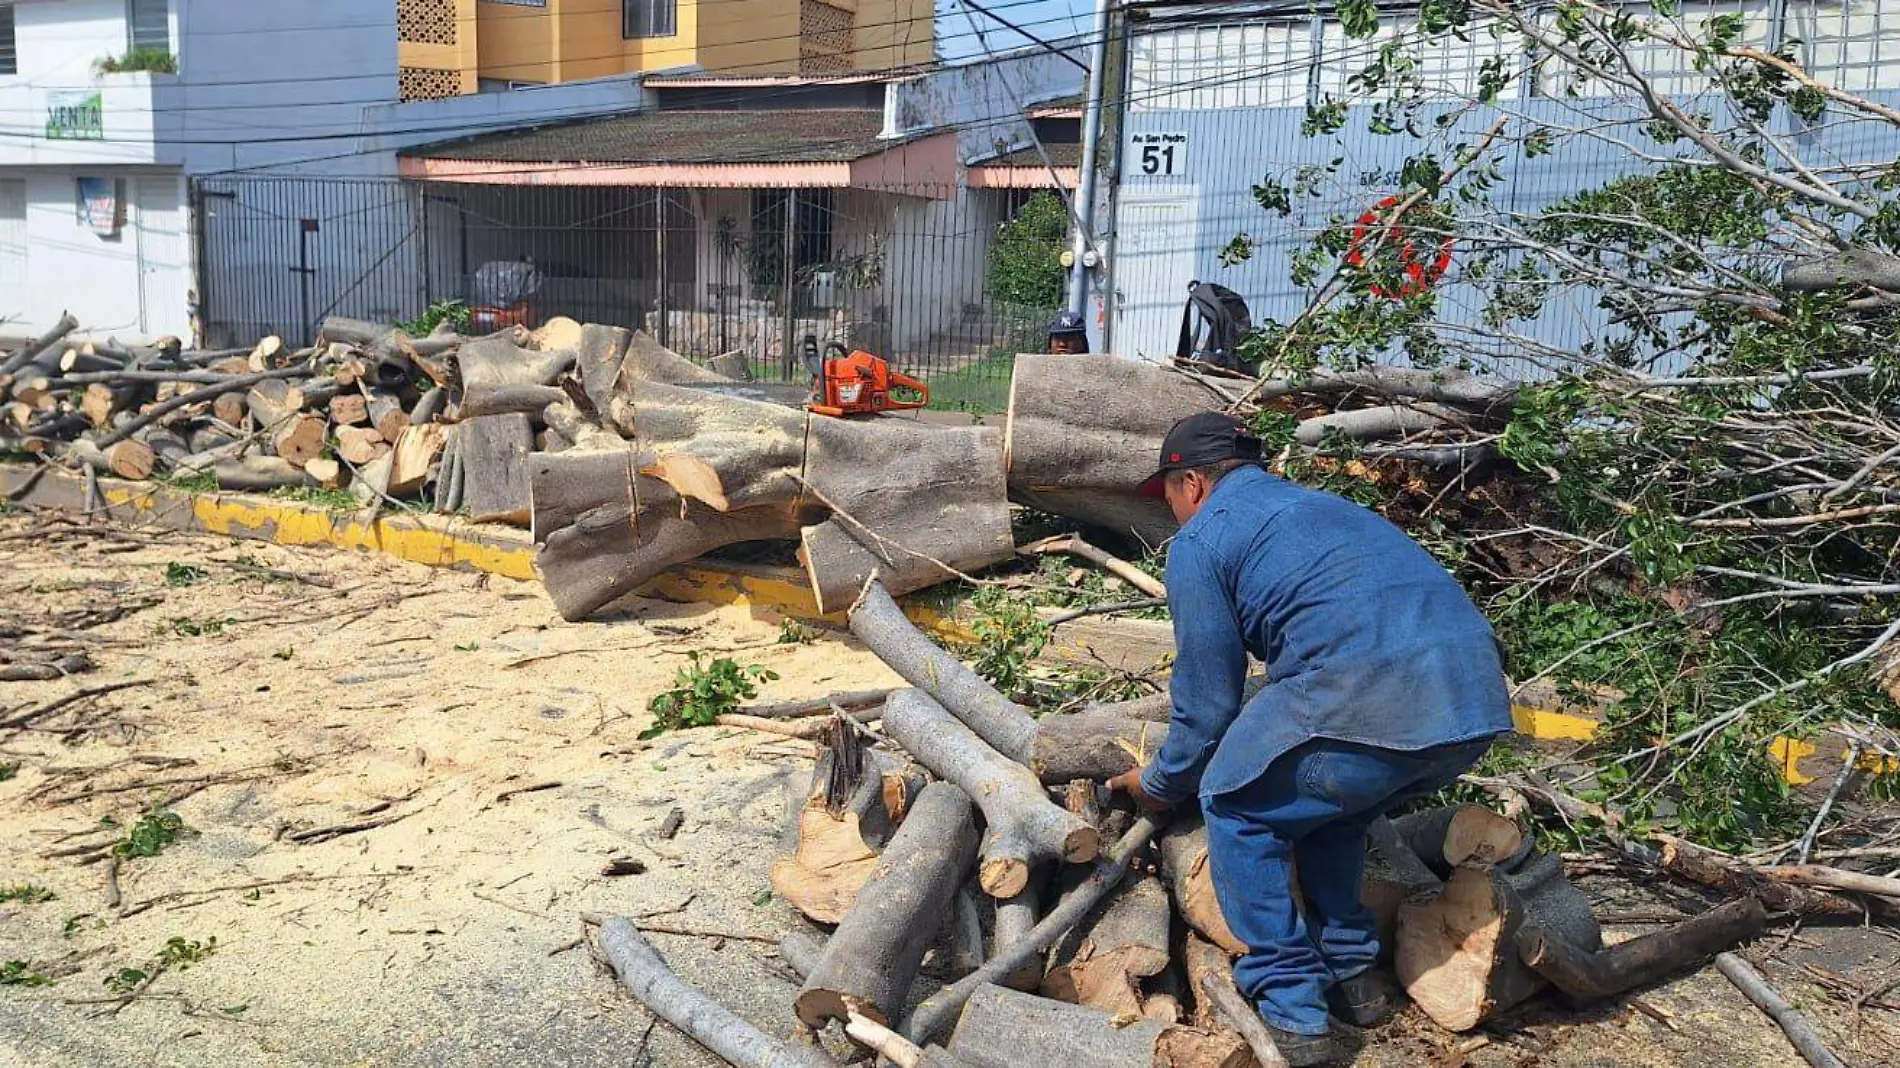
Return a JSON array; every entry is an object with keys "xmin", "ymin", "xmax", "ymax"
[{"xmin": 1129, "ymin": 131, "xmax": 1188, "ymax": 177}]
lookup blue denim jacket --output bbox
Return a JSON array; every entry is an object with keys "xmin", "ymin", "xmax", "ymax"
[{"xmin": 1139, "ymin": 465, "xmax": 1512, "ymax": 804}]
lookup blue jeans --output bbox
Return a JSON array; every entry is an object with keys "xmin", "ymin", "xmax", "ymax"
[{"xmin": 1203, "ymin": 736, "xmax": 1494, "ymax": 1035}]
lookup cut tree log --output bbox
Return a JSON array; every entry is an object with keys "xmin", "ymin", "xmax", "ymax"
[
  {"xmin": 1364, "ymin": 815, "xmax": 1445, "ymax": 954},
  {"xmin": 1184, "ymin": 935, "xmax": 1293, "ymax": 1068},
  {"xmin": 943, "ymin": 983, "xmax": 1249, "ymax": 1068},
  {"xmin": 576, "ymin": 323, "xmax": 634, "ymax": 411},
  {"xmin": 304, "ymin": 457, "xmax": 346, "ymax": 490},
  {"xmin": 771, "ymin": 746, "xmax": 920, "ymax": 925},
  {"xmin": 992, "ymin": 868, "xmax": 1047, "ymax": 992},
  {"xmin": 211, "ymin": 391, "xmax": 248, "ymax": 429},
  {"xmin": 271, "ymin": 412, "xmax": 327, "ymax": 468},
  {"xmin": 1042, "ymin": 872, "xmax": 1172, "ymax": 1017},
  {"xmin": 1004, "ymin": 354, "xmax": 1226, "ymax": 543},
  {"xmin": 454, "ymin": 333, "xmax": 575, "ymax": 420},
  {"xmin": 1396, "ymin": 853, "xmax": 1602, "ymax": 1031},
  {"xmin": 460, "ymin": 413, "xmax": 534, "ymax": 523},
  {"xmin": 246, "ymin": 378, "xmax": 300, "ymax": 431},
  {"xmin": 594, "ymin": 918, "xmax": 839, "ymax": 1068},
  {"xmin": 211, "ymin": 456, "xmax": 309, "ymax": 492},
  {"xmin": 66, "ymin": 438, "xmax": 155, "ymax": 481},
  {"xmin": 778, "ymin": 928, "xmax": 826, "ymax": 980},
  {"xmin": 334, "ymin": 425, "xmax": 384, "ymax": 466},
  {"xmin": 880, "ymin": 689, "xmax": 1098, "ymax": 898},
  {"xmin": 0, "ymin": 312, "xmax": 79, "ymax": 379},
  {"xmin": 410, "ymin": 386, "xmax": 448, "ymax": 426},
  {"xmin": 614, "ymin": 330, "xmax": 730, "ymax": 392},
  {"xmin": 350, "ymin": 452, "xmax": 395, "ymax": 506},
  {"xmin": 94, "ymin": 367, "xmax": 312, "ymax": 449},
  {"xmin": 329, "ymin": 392, "xmax": 369, "ymax": 426},
  {"xmin": 904, "ymin": 816, "xmax": 1165, "ymax": 1045},
  {"xmin": 1656, "ymin": 836, "xmax": 1872, "ymax": 920},
  {"xmin": 849, "ymin": 578, "xmax": 1169, "ymax": 781},
  {"xmin": 1157, "ymin": 815, "xmax": 1246, "ymax": 956},
  {"xmin": 844, "ymin": 1013, "xmax": 976, "ymax": 1068},
  {"xmin": 367, "ymin": 391, "xmax": 411, "ymax": 443},
  {"xmin": 795, "ymin": 781, "xmax": 978, "ymax": 1029},
  {"xmin": 1518, "ymin": 895, "xmax": 1767, "ymax": 1003},
  {"xmin": 1391, "ymin": 804, "xmax": 1527, "ymax": 877},
  {"xmin": 388, "ymin": 423, "xmax": 446, "ymax": 497},
  {"xmin": 1755, "ymin": 864, "xmax": 1900, "ymax": 901}
]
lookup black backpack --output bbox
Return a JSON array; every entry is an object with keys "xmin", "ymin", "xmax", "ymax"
[{"xmin": 1175, "ymin": 281, "xmax": 1255, "ymax": 374}]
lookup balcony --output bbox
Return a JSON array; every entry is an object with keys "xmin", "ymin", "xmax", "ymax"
[{"xmin": 0, "ymin": 72, "xmax": 185, "ymax": 167}]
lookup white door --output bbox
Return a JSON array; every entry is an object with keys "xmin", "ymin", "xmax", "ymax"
[
  {"xmin": 135, "ymin": 175, "xmax": 187, "ymax": 339},
  {"xmin": 0, "ymin": 179, "xmax": 25, "ymax": 322},
  {"xmin": 1112, "ymin": 191, "xmax": 1199, "ymax": 361}
]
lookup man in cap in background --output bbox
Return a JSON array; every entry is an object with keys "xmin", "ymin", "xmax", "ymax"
[
  {"xmin": 1108, "ymin": 411, "xmax": 1513, "ymax": 1065},
  {"xmin": 1047, "ymin": 310, "xmax": 1090, "ymax": 355}
]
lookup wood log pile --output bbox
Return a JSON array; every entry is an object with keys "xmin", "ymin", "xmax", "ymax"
[{"xmin": 593, "ymin": 577, "xmax": 1781, "ymax": 1068}]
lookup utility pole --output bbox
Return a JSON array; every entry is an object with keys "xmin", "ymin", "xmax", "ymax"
[{"xmin": 1065, "ymin": 0, "xmax": 1114, "ymax": 319}]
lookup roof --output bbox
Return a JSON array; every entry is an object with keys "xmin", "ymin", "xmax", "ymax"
[
  {"xmin": 642, "ymin": 72, "xmax": 913, "ymax": 87},
  {"xmin": 974, "ymin": 144, "xmax": 1082, "ymax": 169},
  {"xmin": 1028, "ymin": 96, "xmax": 1084, "ymax": 119},
  {"xmin": 407, "ymin": 109, "xmax": 899, "ymax": 165}
]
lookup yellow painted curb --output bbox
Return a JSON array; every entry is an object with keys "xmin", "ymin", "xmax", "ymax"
[{"xmin": 0, "ymin": 463, "xmax": 1837, "ymax": 782}]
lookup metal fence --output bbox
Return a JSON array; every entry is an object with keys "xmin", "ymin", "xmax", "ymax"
[{"xmin": 192, "ymin": 175, "xmax": 1061, "ymax": 411}]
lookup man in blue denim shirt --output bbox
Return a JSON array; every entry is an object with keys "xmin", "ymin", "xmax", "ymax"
[{"xmin": 1108, "ymin": 412, "xmax": 1512, "ymax": 1066}]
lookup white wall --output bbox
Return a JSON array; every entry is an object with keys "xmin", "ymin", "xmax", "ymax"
[
  {"xmin": 13, "ymin": 0, "xmax": 135, "ymax": 80},
  {"xmin": 0, "ymin": 166, "xmax": 190, "ymax": 339},
  {"xmin": 884, "ymin": 45, "xmax": 1084, "ymax": 165}
]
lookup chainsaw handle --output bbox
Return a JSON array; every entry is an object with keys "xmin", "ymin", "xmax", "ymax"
[{"xmin": 886, "ymin": 368, "xmax": 930, "ymax": 410}]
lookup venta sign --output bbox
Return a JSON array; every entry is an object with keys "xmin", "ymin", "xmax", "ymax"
[{"xmin": 46, "ymin": 92, "xmax": 105, "ymax": 141}]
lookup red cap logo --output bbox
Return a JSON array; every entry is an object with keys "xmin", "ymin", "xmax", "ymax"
[{"xmin": 1169, "ymin": 452, "xmax": 1182, "ymax": 462}]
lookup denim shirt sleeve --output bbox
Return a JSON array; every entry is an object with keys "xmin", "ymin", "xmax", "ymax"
[{"xmin": 1140, "ymin": 529, "xmax": 1248, "ymax": 805}]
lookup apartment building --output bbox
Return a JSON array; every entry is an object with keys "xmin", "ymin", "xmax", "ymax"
[{"xmin": 396, "ymin": 0, "xmax": 936, "ymax": 101}]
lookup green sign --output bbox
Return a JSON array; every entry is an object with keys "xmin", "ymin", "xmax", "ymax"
[{"xmin": 46, "ymin": 92, "xmax": 104, "ymax": 141}]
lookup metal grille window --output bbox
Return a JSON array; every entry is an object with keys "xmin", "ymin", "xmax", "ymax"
[
  {"xmin": 0, "ymin": 6, "xmax": 16, "ymax": 77},
  {"xmin": 128, "ymin": 0, "xmax": 170, "ymax": 55},
  {"xmin": 624, "ymin": 0, "xmax": 676, "ymax": 39}
]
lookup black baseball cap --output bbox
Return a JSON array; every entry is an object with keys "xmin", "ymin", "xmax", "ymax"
[{"xmin": 1136, "ymin": 412, "xmax": 1263, "ymax": 498}]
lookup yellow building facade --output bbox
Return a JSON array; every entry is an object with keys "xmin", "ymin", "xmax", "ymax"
[{"xmin": 396, "ymin": 0, "xmax": 936, "ymax": 101}]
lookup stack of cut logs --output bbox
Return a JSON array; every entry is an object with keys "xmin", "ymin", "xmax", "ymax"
[{"xmin": 593, "ymin": 577, "xmax": 1775, "ymax": 1068}]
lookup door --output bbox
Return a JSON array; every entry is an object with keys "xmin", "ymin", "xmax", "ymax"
[
  {"xmin": 135, "ymin": 174, "xmax": 188, "ymax": 340},
  {"xmin": 1112, "ymin": 191, "xmax": 1200, "ymax": 361}
]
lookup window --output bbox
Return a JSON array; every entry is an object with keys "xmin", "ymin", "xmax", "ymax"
[
  {"xmin": 0, "ymin": 5, "xmax": 16, "ymax": 77},
  {"xmin": 623, "ymin": 0, "xmax": 676, "ymax": 39},
  {"xmin": 128, "ymin": 0, "xmax": 170, "ymax": 55}
]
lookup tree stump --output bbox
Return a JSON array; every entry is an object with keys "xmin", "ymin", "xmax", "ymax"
[
  {"xmin": 1396, "ymin": 853, "xmax": 1602, "ymax": 1031},
  {"xmin": 795, "ymin": 781, "xmax": 979, "ymax": 1029},
  {"xmin": 881, "ymin": 689, "xmax": 1098, "ymax": 897},
  {"xmin": 771, "ymin": 746, "xmax": 921, "ymax": 925},
  {"xmin": 460, "ymin": 413, "xmax": 535, "ymax": 523}
]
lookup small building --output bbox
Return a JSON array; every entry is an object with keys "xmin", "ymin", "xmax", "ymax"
[
  {"xmin": 396, "ymin": 0, "xmax": 937, "ymax": 102},
  {"xmin": 395, "ymin": 61, "xmax": 1081, "ymax": 374}
]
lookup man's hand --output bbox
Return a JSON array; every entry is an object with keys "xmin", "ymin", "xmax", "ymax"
[{"xmin": 1107, "ymin": 767, "xmax": 1172, "ymax": 812}]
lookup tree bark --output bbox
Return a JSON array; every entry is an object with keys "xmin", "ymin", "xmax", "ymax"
[
  {"xmin": 1518, "ymin": 895, "xmax": 1767, "ymax": 1003},
  {"xmin": 1656, "ymin": 836, "xmax": 1871, "ymax": 920},
  {"xmin": 795, "ymin": 781, "xmax": 978, "ymax": 1028},
  {"xmin": 0, "ymin": 312, "xmax": 79, "ymax": 379},
  {"xmin": 1157, "ymin": 814, "xmax": 1247, "ymax": 956},
  {"xmin": 367, "ymin": 390, "xmax": 411, "ymax": 444},
  {"xmin": 778, "ymin": 929, "xmax": 826, "ymax": 980},
  {"xmin": 1042, "ymin": 872, "xmax": 1173, "ymax": 1017},
  {"xmin": 904, "ymin": 816, "xmax": 1164, "ymax": 1046},
  {"xmin": 992, "ymin": 868, "xmax": 1046, "ymax": 992},
  {"xmin": 576, "ymin": 322, "xmax": 634, "ymax": 411},
  {"xmin": 1018, "ymin": 534, "xmax": 1167, "ymax": 598},
  {"xmin": 881, "ymin": 689, "xmax": 1099, "ymax": 897},
  {"xmin": 1396, "ymin": 853, "xmax": 1602, "ymax": 1031},
  {"xmin": 210, "ymin": 455, "xmax": 310, "ymax": 492},
  {"xmin": 1715, "ymin": 953, "xmax": 1848, "ymax": 1068},
  {"xmin": 1004, "ymin": 354, "xmax": 1223, "ymax": 543},
  {"xmin": 1184, "ymin": 935, "xmax": 1293, "ymax": 1068},
  {"xmin": 594, "ymin": 918, "xmax": 839, "ymax": 1068},
  {"xmin": 943, "ymin": 983, "xmax": 1249, "ymax": 1068},
  {"xmin": 460, "ymin": 413, "xmax": 535, "ymax": 523},
  {"xmin": 614, "ymin": 330, "xmax": 730, "ymax": 393}
]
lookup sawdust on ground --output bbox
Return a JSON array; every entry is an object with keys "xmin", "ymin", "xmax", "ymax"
[{"xmin": 0, "ymin": 511, "xmax": 1894, "ymax": 1067}]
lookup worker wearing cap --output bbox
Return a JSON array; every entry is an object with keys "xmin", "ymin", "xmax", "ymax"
[
  {"xmin": 1047, "ymin": 311, "xmax": 1089, "ymax": 355},
  {"xmin": 1108, "ymin": 412, "xmax": 1512, "ymax": 1066}
]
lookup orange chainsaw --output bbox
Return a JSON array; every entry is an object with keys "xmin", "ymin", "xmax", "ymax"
[{"xmin": 805, "ymin": 339, "xmax": 929, "ymax": 417}]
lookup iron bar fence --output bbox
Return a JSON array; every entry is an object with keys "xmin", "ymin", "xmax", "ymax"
[{"xmin": 192, "ymin": 175, "xmax": 1063, "ymax": 412}]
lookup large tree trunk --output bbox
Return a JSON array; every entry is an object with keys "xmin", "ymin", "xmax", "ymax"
[
  {"xmin": 1004, "ymin": 354, "xmax": 1223, "ymax": 543},
  {"xmin": 1157, "ymin": 815, "xmax": 1247, "ymax": 956},
  {"xmin": 944, "ymin": 983, "xmax": 1249, "ymax": 1068},
  {"xmin": 532, "ymin": 380, "xmax": 1011, "ymax": 620},
  {"xmin": 460, "ymin": 413, "xmax": 535, "ymax": 524},
  {"xmin": 595, "ymin": 918, "xmax": 838, "ymax": 1068},
  {"xmin": 795, "ymin": 781, "xmax": 978, "ymax": 1029},
  {"xmin": 881, "ymin": 689, "xmax": 1098, "ymax": 898},
  {"xmin": 1396, "ymin": 853, "xmax": 1602, "ymax": 1031}
]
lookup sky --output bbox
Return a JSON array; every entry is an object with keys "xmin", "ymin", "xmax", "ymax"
[{"xmin": 934, "ymin": 0, "xmax": 1094, "ymax": 63}]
